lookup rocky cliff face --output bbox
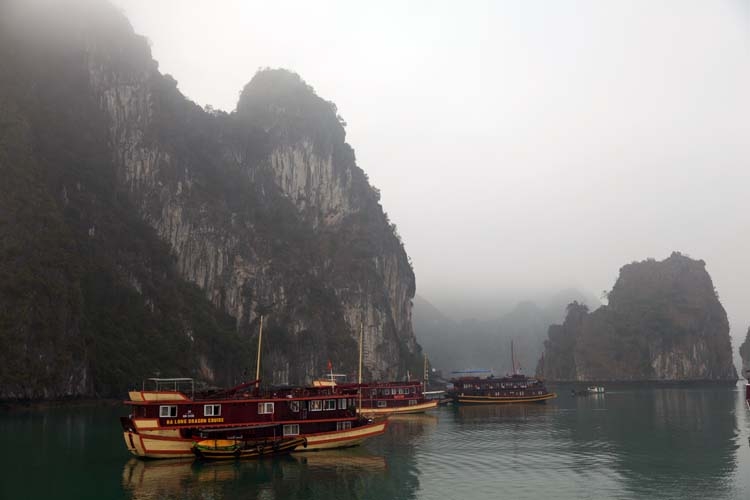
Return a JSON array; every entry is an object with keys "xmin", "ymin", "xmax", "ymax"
[
  {"xmin": 537, "ymin": 253, "xmax": 736, "ymax": 382},
  {"xmin": 0, "ymin": 0, "xmax": 420, "ymax": 398}
]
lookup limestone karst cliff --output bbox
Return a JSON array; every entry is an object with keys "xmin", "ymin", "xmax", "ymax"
[
  {"xmin": 0, "ymin": 0, "xmax": 420, "ymax": 399},
  {"xmin": 536, "ymin": 253, "xmax": 737, "ymax": 382}
]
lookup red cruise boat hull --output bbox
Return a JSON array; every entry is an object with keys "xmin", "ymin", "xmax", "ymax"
[{"xmin": 121, "ymin": 379, "xmax": 387, "ymax": 459}]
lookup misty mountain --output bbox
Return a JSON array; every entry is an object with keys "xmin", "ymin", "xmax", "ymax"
[
  {"xmin": 414, "ymin": 289, "xmax": 599, "ymax": 376},
  {"xmin": 0, "ymin": 0, "xmax": 420, "ymax": 399}
]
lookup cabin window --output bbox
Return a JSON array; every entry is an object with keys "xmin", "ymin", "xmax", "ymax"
[
  {"xmin": 204, "ymin": 404, "xmax": 221, "ymax": 416},
  {"xmin": 283, "ymin": 424, "xmax": 300, "ymax": 436},
  {"xmin": 338, "ymin": 398, "xmax": 347, "ymax": 410},
  {"xmin": 337, "ymin": 421, "xmax": 352, "ymax": 430},
  {"xmin": 159, "ymin": 405, "xmax": 177, "ymax": 418},
  {"xmin": 258, "ymin": 402, "xmax": 274, "ymax": 414},
  {"xmin": 324, "ymin": 399, "xmax": 336, "ymax": 410},
  {"xmin": 377, "ymin": 401, "xmax": 387, "ymax": 408},
  {"xmin": 370, "ymin": 389, "xmax": 377, "ymax": 397},
  {"xmin": 288, "ymin": 401, "xmax": 300, "ymax": 412},
  {"xmin": 309, "ymin": 400, "xmax": 322, "ymax": 411},
  {"xmin": 381, "ymin": 388, "xmax": 390, "ymax": 396},
  {"xmin": 408, "ymin": 400, "xmax": 417, "ymax": 406}
]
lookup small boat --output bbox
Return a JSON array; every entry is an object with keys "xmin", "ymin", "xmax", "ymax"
[
  {"xmin": 423, "ymin": 390, "xmax": 450, "ymax": 405},
  {"xmin": 571, "ymin": 386, "xmax": 606, "ymax": 396},
  {"xmin": 192, "ymin": 436, "xmax": 307, "ymax": 460}
]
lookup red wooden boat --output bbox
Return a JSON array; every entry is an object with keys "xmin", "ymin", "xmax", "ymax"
[
  {"xmin": 447, "ymin": 372, "xmax": 557, "ymax": 404},
  {"xmin": 447, "ymin": 342, "xmax": 556, "ymax": 405},
  {"xmin": 311, "ymin": 343, "xmax": 438, "ymax": 417},
  {"xmin": 342, "ymin": 380, "xmax": 438, "ymax": 416},
  {"xmin": 121, "ymin": 378, "xmax": 387, "ymax": 459}
]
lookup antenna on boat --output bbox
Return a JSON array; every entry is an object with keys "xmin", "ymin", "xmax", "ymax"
[{"xmin": 255, "ymin": 315, "xmax": 264, "ymax": 385}]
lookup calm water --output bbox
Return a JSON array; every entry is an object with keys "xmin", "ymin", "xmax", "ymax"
[{"xmin": 2, "ymin": 385, "xmax": 749, "ymax": 500}]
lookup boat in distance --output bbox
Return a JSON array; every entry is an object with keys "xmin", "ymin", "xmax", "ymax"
[
  {"xmin": 314, "ymin": 374, "xmax": 438, "ymax": 416},
  {"xmin": 447, "ymin": 371, "xmax": 557, "ymax": 405},
  {"xmin": 192, "ymin": 436, "xmax": 307, "ymax": 460},
  {"xmin": 121, "ymin": 377, "xmax": 387, "ymax": 459}
]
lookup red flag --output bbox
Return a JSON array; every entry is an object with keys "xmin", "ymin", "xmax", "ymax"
[{"xmin": 327, "ymin": 360, "xmax": 333, "ymax": 371}]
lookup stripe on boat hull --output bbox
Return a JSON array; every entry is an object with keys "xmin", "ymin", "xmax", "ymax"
[
  {"xmin": 454, "ymin": 392, "xmax": 557, "ymax": 404},
  {"xmin": 357, "ymin": 400, "xmax": 438, "ymax": 416}
]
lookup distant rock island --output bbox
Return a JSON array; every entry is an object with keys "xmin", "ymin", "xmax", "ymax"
[{"xmin": 537, "ymin": 252, "xmax": 737, "ymax": 382}]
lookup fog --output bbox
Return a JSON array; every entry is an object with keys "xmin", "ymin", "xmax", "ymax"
[{"xmin": 112, "ymin": 0, "xmax": 750, "ymax": 347}]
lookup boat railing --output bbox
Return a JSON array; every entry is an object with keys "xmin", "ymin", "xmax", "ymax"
[{"xmin": 146, "ymin": 378, "xmax": 195, "ymax": 399}]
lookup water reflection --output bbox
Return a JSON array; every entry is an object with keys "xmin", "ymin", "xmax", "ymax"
[
  {"xmin": 454, "ymin": 402, "xmax": 553, "ymax": 422},
  {"xmin": 559, "ymin": 386, "xmax": 740, "ymax": 499},
  {"xmin": 3, "ymin": 389, "xmax": 749, "ymax": 500},
  {"xmin": 122, "ymin": 448, "xmax": 397, "ymax": 500},
  {"xmin": 296, "ymin": 449, "xmax": 387, "ymax": 471}
]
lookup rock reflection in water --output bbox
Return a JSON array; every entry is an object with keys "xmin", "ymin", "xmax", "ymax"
[{"xmin": 561, "ymin": 386, "xmax": 740, "ymax": 500}]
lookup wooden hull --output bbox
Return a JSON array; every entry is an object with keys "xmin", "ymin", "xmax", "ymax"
[
  {"xmin": 357, "ymin": 399, "xmax": 438, "ymax": 417},
  {"xmin": 451, "ymin": 392, "xmax": 557, "ymax": 405},
  {"xmin": 193, "ymin": 437, "xmax": 306, "ymax": 460},
  {"xmin": 123, "ymin": 419, "xmax": 387, "ymax": 458},
  {"xmin": 295, "ymin": 419, "xmax": 387, "ymax": 451}
]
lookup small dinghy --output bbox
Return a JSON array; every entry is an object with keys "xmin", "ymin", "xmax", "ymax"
[{"xmin": 192, "ymin": 436, "xmax": 307, "ymax": 460}]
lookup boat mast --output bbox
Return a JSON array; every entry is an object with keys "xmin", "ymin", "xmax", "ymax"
[
  {"xmin": 423, "ymin": 353, "xmax": 429, "ymax": 392},
  {"xmin": 255, "ymin": 315, "xmax": 264, "ymax": 384},
  {"xmin": 511, "ymin": 339, "xmax": 516, "ymax": 375},
  {"xmin": 357, "ymin": 321, "xmax": 365, "ymax": 384},
  {"xmin": 358, "ymin": 322, "xmax": 363, "ymax": 412}
]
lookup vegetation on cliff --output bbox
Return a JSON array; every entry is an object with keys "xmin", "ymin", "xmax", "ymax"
[
  {"xmin": 537, "ymin": 252, "xmax": 736, "ymax": 382},
  {"xmin": 0, "ymin": 0, "xmax": 420, "ymax": 399}
]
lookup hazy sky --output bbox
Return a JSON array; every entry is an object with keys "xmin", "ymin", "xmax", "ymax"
[{"xmin": 112, "ymin": 0, "xmax": 749, "ymax": 346}]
